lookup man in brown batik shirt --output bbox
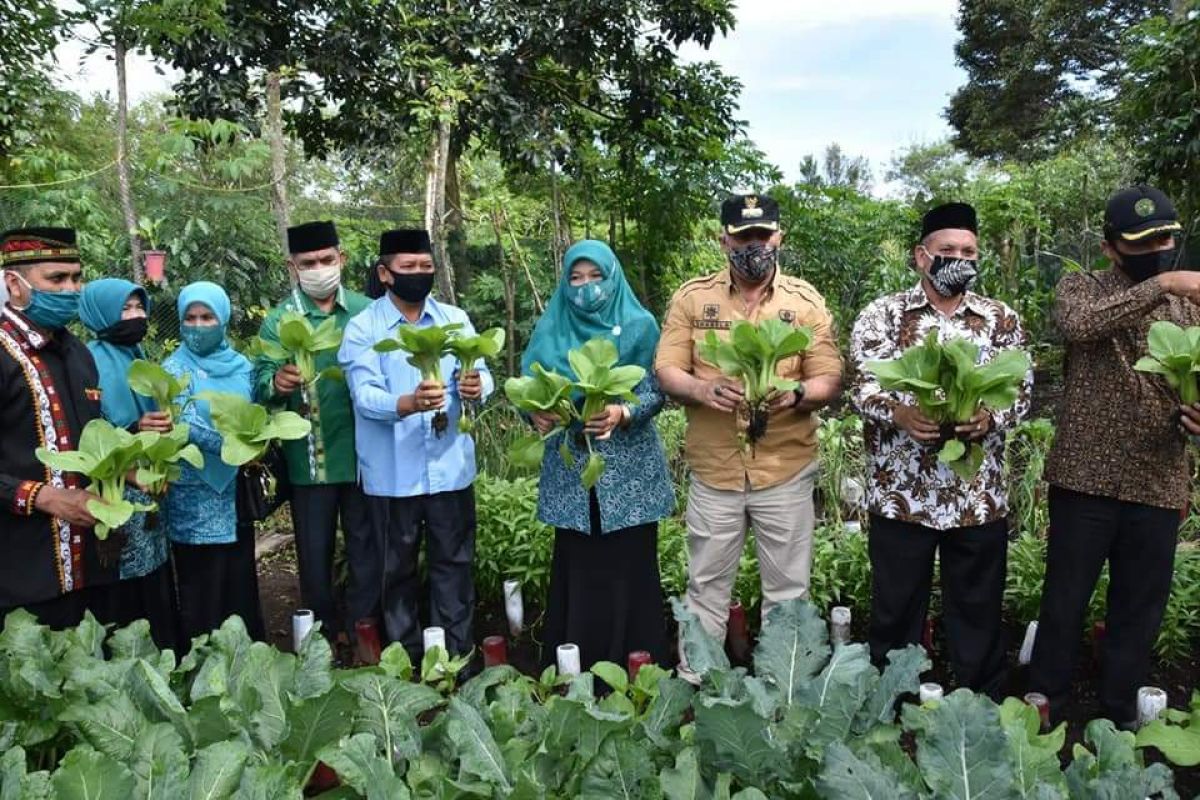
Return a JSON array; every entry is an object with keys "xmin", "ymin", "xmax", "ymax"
[{"xmin": 1030, "ymin": 184, "xmax": 1200, "ymax": 728}]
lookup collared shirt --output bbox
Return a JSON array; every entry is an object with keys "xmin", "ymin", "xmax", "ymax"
[
  {"xmin": 654, "ymin": 268, "xmax": 843, "ymax": 491},
  {"xmin": 0, "ymin": 305, "xmax": 117, "ymax": 605},
  {"xmin": 253, "ymin": 286, "xmax": 371, "ymax": 486},
  {"xmin": 338, "ymin": 295, "xmax": 494, "ymax": 499},
  {"xmin": 850, "ymin": 284, "xmax": 1032, "ymax": 531},
  {"xmin": 1045, "ymin": 269, "xmax": 1200, "ymax": 510}
]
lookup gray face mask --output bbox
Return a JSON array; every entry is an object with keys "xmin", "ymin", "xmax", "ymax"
[
  {"xmin": 925, "ymin": 252, "xmax": 978, "ymax": 298},
  {"xmin": 729, "ymin": 242, "xmax": 778, "ymax": 283}
]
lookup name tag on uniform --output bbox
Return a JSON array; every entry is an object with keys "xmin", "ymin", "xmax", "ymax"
[{"xmin": 693, "ymin": 303, "xmax": 732, "ymax": 330}]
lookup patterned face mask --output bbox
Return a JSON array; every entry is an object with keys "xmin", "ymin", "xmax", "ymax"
[
  {"xmin": 728, "ymin": 242, "xmax": 778, "ymax": 283},
  {"xmin": 925, "ymin": 251, "xmax": 978, "ymax": 298}
]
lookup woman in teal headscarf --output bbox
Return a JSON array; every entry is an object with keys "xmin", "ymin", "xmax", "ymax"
[
  {"xmin": 164, "ymin": 281, "xmax": 265, "ymax": 643},
  {"xmin": 79, "ymin": 278, "xmax": 178, "ymax": 649},
  {"xmin": 522, "ymin": 240, "xmax": 674, "ymax": 670}
]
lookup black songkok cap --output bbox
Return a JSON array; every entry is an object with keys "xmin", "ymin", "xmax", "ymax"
[
  {"xmin": 287, "ymin": 220, "xmax": 339, "ymax": 254},
  {"xmin": 0, "ymin": 227, "xmax": 80, "ymax": 267},
  {"xmin": 920, "ymin": 203, "xmax": 978, "ymax": 240},
  {"xmin": 379, "ymin": 229, "xmax": 432, "ymax": 256}
]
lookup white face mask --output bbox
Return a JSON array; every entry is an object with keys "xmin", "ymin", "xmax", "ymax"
[{"xmin": 296, "ymin": 265, "xmax": 342, "ymax": 299}]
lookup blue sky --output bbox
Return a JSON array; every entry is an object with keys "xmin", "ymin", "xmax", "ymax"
[
  {"xmin": 59, "ymin": 0, "xmax": 966, "ymax": 194},
  {"xmin": 681, "ymin": 0, "xmax": 965, "ymax": 191}
]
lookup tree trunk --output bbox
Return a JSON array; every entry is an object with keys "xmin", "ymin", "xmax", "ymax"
[
  {"xmin": 114, "ymin": 41, "xmax": 142, "ymax": 283},
  {"xmin": 266, "ymin": 71, "xmax": 290, "ymax": 260},
  {"xmin": 445, "ymin": 148, "xmax": 471, "ymax": 296},
  {"xmin": 491, "ymin": 209, "xmax": 517, "ymax": 376},
  {"xmin": 1172, "ymin": 0, "xmax": 1188, "ymax": 22},
  {"xmin": 424, "ymin": 111, "xmax": 455, "ymax": 303},
  {"xmin": 549, "ymin": 158, "xmax": 567, "ymax": 278}
]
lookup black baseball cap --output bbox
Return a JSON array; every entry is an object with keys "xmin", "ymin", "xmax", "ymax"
[
  {"xmin": 720, "ymin": 193, "xmax": 780, "ymax": 234},
  {"xmin": 1104, "ymin": 184, "xmax": 1182, "ymax": 242}
]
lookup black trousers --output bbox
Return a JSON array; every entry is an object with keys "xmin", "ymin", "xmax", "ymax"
[
  {"xmin": 369, "ymin": 488, "xmax": 475, "ymax": 660},
  {"xmin": 290, "ymin": 482, "xmax": 377, "ymax": 637},
  {"xmin": 868, "ymin": 514, "xmax": 1008, "ymax": 699},
  {"xmin": 173, "ymin": 522, "xmax": 266, "ymax": 646},
  {"xmin": 1029, "ymin": 486, "xmax": 1179, "ymax": 725},
  {"xmin": 0, "ymin": 590, "xmax": 87, "ymax": 631}
]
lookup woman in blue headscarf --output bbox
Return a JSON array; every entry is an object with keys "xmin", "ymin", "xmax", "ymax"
[
  {"xmin": 79, "ymin": 278, "xmax": 178, "ymax": 649},
  {"xmin": 522, "ymin": 240, "xmax": 674, "ymax": 670},
  {"xmin": 163, "ymin": 281, "xmax": 265, "ymax": 643}
]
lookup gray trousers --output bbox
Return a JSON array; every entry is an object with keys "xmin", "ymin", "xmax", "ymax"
[{"xmin": 289, "ymin": 483, "xmax": 378, "ymax": 637}]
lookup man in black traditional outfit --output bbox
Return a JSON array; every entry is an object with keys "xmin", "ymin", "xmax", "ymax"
[{"xmin": 0, "ymin": 227, "xmax": 118, "ymax": 627}]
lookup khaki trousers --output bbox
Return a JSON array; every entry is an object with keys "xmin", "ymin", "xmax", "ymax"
[{"xmin": 683, "ymin": 462, "xmax": 818, "ymax": 642}]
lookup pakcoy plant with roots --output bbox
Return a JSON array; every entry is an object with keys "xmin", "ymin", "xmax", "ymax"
[
  {"xmin": 698, "ymin": 318, "xmax": 812, "ymax": 454},
  {"xmin": 867, "ymin": 328, "xmax": 1030, "ymax": 480},
  {"xmin": 255, "ymin": 311, "xmax": 346, "ymax": 390},
  {"xmin": 373, "ymin": 322, "xmax": 463, "ymax": 436},
  {"xmin": 445, "ymin": 327, "xmax": 505, "ymax": 433},
  {"xmin": 505, "ymin": 337, "xmax": 644, "ymax": 490},
  {"xmin": 195, "ymin": 391, "xmax": 311, "ymax": 467},
  {"xmin": 1135, "ymin": 320, "xmax": 1200, "ymax": 406},
  {"xmin": 34, "ymin": 419, "xmax": 203, "ymax": 542}
]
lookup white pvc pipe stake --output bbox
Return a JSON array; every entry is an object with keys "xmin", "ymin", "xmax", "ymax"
[
  {"xmin": 1136, "ymin": 686, "xmax": 1168, "ymax": 728},
  {"xmin": 830, "ymin": 606, "xmax": 852, "ymax": 645},
  {"xmin": 292, "ymin": 609, "xmax": 314, "ymax": 652},
  {"xmin": 841, "ymin": 477, "xmax": 864, "ymax": 509},
  {"xmin": 844, "ymin": 520, "xmax": 862, "ymax": 535},
  {"xmin": 503, "ymin": 579, "xmax": 524, "ymax": 638},
  {"xmin": 919, "ymin": 683, "xmax": 944, "ymax": 703},
  {"xmin": 557, "ymin": 643, "xmax": 581, "ymax": 676},
  {"xmin": 423, "ymin": 626, "xmax": 446, "ymax": 654},
  {"xmin": 1018, "ymin": 620, "xmax": 1038, "ymax": 666}
]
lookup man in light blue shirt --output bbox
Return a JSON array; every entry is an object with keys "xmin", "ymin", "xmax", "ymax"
[{"xmin": 339, "ymin": 228, "xmax": 493, "ymax": 661}]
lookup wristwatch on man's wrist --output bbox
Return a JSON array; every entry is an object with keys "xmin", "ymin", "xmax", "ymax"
[{"xmin": 792, "ymin": 383, "xmax": 806, "ymax": 409}]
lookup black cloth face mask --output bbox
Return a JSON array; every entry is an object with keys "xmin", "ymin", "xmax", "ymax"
[
  {"xmin": 926, "ymin": 253, "xmax": 979, "ymax": 298},
  {"xmin": 99, "ymin": 317, "xmax": 149, "ymax": 347},
  {"xmin": 1117, "ymin": 247, "xmax": 1176, "ymax": 284},
  {"xmin": 387, "ymin": 270, "xmax": 435, "ymax": 303}
]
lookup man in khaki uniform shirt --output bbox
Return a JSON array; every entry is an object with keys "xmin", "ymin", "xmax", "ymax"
[{"xmin": 656, "ymin": 194, "xmax": 842, "ymax": 648}]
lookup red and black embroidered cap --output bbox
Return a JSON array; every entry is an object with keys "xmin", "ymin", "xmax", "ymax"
[{"xmin": 0, "ymin": 227, "xmax": 80, "ymax": 267}]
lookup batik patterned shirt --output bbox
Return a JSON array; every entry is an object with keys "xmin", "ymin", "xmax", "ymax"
[{"xmin": 849, "ymin": 284, "xmax": 1032, "ymax": 531}]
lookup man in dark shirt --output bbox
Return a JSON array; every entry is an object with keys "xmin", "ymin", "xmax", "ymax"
[
  {"xmin": 0, "ymin": 227, "xmax": 117, "ymax": 628},
  {"xmin": 1031, "ymin": 186, "xmax": 1200, "ymax": 727}
]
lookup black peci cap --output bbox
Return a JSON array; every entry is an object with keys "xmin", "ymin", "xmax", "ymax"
[
  {"xmin": 920, "ymin": 202, "xmax": 977, "ymax": 240},
  {"xmin": 287, "ymin": 220, "xmax": 339, "ymax": 255},
  {"xmin": 1104, "ymin": 185, "xmax": 1181, "ymax": 242},
  {"xmin": 720, "ymin": 194, "xmax": 780, "ymax": 234},
  {"xmin": 379, "ymin": 229, "xmax": 432, "ymax": 256}
]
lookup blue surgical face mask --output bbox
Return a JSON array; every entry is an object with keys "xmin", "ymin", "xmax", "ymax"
[
  {"xmin": 567, "ymin": 278, "xmax": 612, "ymax": 312},
  {"xmin": 8, "ymin": 271, "xmax": 81, "ymax": 330},
  {"xmin": 181, "ymin": 323, "xmax": 225, "ymax": 356}
]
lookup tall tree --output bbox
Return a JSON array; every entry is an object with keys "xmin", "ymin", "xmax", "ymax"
[
  {"xmin": 71, "ymin": 0, "xmax": 225, "ymax": 280},
  {"xmin": 946, "ymin": 0, "xmax": 1169, "ymax": 160},
  {"xmin": 0, "ymin": 0, "xmax": 63, "ymax": 159}
]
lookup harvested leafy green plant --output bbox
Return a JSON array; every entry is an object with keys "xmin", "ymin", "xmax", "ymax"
[
  {"xmin": 1134, "ymin": 320, "xmax": 1200, "ymax": 406},
  {"xmin": 127, "ymin": 358, "xmax": 190, "ymax": 420},
  {"xmin": 373, "ymin": 322, "xmax": 464, "ymax": 435},
  {"xmin": 34, "ymin": 419, "xmax": 201, "ymax": 540},
  {"xmin": 446, "ymin": 327, "xmax": 505, "ymax": 433},
  {"xmin": 867, "ymin": 328, "xmax": 1029, "ymax": 480},
  {"xmin": 256, "ymin": 311, "xmax": 345, "ymax": 387},
  {"xmin": 505, "ymin": 338, "xmax": 643, "ymax": 489},
  {"xmin": 196, "ymin": 391, "xmax": 312, "ymax": 466},
  {"xmin": 698, "ymin": 318, "xmax": 812, "ymax": 453}
]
